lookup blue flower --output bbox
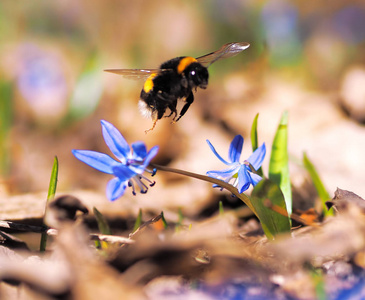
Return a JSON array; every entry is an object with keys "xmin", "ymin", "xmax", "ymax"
[
  {"xmin": 72, "ymin": 120, "xmax": 159, "ymax": 201},
  {"xmin": 206, "ymin": 135, "xmax": 266, "ymax": 193}
]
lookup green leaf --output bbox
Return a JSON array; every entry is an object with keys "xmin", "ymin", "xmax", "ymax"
[
  {"xmin": 303, "ymin": 152, "xmax": 332, "ymax": 216},
  {"xmin": 269, "ymin": 111, "xmax": 292, "ymax": 216},
  {"xmin": 251, "ymin": 179, "xmax": 291, "ymax": 239},
  {"xmin": 40, "ymin": 156, "xmax": 59, "ymax": 252},
  {"xmin": 93, "ymin": 207, "xmax": 112, "ymax": 235}
]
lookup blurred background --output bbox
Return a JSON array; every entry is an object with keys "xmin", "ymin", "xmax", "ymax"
[{"xmin": 1, "ymin": 0, "xmax": 365, "ymax": 219}]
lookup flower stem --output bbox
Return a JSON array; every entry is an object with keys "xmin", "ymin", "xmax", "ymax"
[{"xmin": 150, "ymin": 163, "xmax": 255, "ymax": 213}]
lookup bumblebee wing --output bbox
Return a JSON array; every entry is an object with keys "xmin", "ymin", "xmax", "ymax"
[
  {"xmin": 104, "ymin": 69, "xmax": 163, "ymax": 80},
  {"xmin": 196, "ymin": 42, "xmax": 250, "ymax": 67}
]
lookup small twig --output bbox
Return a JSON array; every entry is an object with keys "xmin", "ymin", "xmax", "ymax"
[
  {"xmin": 45, "ymin": 229, "xmax": 133, "ymax": 244},
  {"xmin": 264, "ymin": 202, "xmax": 320, "ymax": 227},
  {"xmin": 129, "ymin": 213, "xmax": 163, "ymax": 239},
  {"xmin": 89, "ymin": 234, "xmax": 134, "ymax": 244}
]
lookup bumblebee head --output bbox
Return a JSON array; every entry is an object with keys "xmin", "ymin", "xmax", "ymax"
[{"xmin": 184, "ymin": 63, "xmax": 209, "ymax": 89}]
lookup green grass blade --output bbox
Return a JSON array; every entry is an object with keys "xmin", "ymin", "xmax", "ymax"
[
  {"xmin": 251, "ymin": 179, "xmax": 291, "ymax": 239},
  {"xmin": 219, "ymin": 201, "xmax": 224, "ymax": 216},
  {"xmin": 303, "ymin": 152, "xmax": 332, "ymax": 216},
  {"xmin": 175, "ymin": 208, "xmax": 185, "ymax": 232},
  {"xmin": 40, "ymin": 156, "xmax": 59, "ymax": 252},
  {"xmin": 160, "ymin": 211, "xmax": 168, "ymax": 229},
  {"xmin": 251, "ymin": 113, "xmax": 259, "ymax": 151},
  {"xmin": 269, "ymin": 111, "xmax": 292, "ymax": 216},
  {"xmin": 47, "ymin": 156, "xmax": 59, "ymax": 200},
  {"xmin": 178, "ymin": 207, "xmax": 184, "ymax": 224},
  {"xmin": 133, "ymin": 208, "xmax": 143, "ymax": 232},
  {"xmin": 250, "ymin": 113, "xmax": 263, "ymax": 177},
  {"xmin": 93, "ymin": 207, "xmax": 112, "ymax": 235}
]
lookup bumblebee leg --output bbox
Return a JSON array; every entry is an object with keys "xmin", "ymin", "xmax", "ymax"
[
  {"xmin": 165, "ymin": 110, "xmax": 174, "ymax": 118},
  {"xmin": 166, "ymin": 110, "xmax": 178, "ymax": 120},
  {"xmin": 172, "ymin": 110, "xmax": 178, "ymax": 120},
  {"xmin": 165, "ymin": 107, "xmax": 177, "ymax": 119},
  {"xmin": 175, "ymin": 92, "xmax": 194, "ymax": 122},
  {"xmin": 165, "ymin": 99, "xmax": 178, "ymax": 120},
  {"xmin": 145, "ymin": 117, "xmax": 158, "ymax": 134}
]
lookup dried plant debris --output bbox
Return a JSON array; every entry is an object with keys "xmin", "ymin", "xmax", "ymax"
[
  {"xmin": 326, "ymin": 188, "xmax": 365, "ymax": 212},
  {"xmin": 0, "ymin": 223, "xmax": 143, "ymax": 300},
  {"xmin": 0, "ymin": 246, "xmax": 71, "ymax": 299},
  {"xmin": 0, "ymin": 191, "xmax": 365, "ymax": 299},
  {"xmin": 266, "ymin": 203, "xmax": 365, "ymax": 299},
  {"xmin": 0, "ymin": 231, "xmax": 29, "ymax": 250},
  {"xmin": 45, "ymin": 195, "xmax": 89, "ymax": 228}
]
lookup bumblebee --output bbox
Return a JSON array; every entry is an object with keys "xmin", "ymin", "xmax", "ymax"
[{"xmin": 105, "ymin": 42, "xmax": 250, "ymax": 132}]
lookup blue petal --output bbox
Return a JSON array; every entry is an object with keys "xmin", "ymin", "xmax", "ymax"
[
  {"xmin": 206, "ymin": 139, "xmax": 231, "ymax": 165},
  {"xmin": 72, "ymin": 150, "xmax": 119, "ymax": 174},
  {"xmin": 131, "ymin": 142, "xmax": 147, "ymax": 160},
  {"xmin": 101, "ymin": 120, "xmax": 130, "ymax": 163},
  {"xmin": 207, "ymin": 164, "xmax": 240, "ymax": 181},
  {"xmin": 142, "ymin": 145, "xmax": 159, "ymax": 167},
  {"xmin": 106, "ymin": 177, "xmax": 128, "ymax": 201},
  {"xmin": 112, "ymin": 165, "xmax": 137, "ymax": 181},
  {"xmin": 237, "ymin": 166, "xmax": 251, "ymax": 193},
  {"xmin": 247, "ymin": 143, "xmax": 266, "ymax": 170},
  {"xmin": 131, "ymin": 145, "xmax": 159, "ymax": 174},
  {"xmin": 249, "ymin": 172, "xmax": 263, "ymax": 186},
  {"xmin": 228, "ymin": 135, "xmax": 243, "ymax": 163}
]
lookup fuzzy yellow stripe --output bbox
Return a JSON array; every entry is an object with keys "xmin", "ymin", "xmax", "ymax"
[
  {"xmin": 143, "ymin": 73, "xmax": 158, "ymax": 93},
  {"xmin": 177, "ymin": 57, "xmax": 197, "ymax": 74}
]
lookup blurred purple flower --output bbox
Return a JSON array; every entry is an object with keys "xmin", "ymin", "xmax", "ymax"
[
  {"xmin": 17, "ymin": 44, "xmax": 68, "ymax": 118},
  {"xmin": 261, "ymin": 0, "xmax": 301, "ymax": 64},
  {"xmin": 206, "ymin": 135, "xmax": 266, "ymax": 193},
  {"xmin": 333, "ymin": 6, "xmax": 365, "ymax": 44},
  {"xmin": 72, "ymin": 120, "xmax": 159, "ymax": 201}
]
